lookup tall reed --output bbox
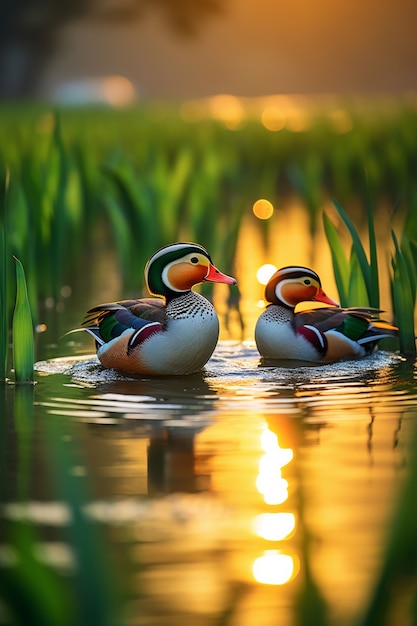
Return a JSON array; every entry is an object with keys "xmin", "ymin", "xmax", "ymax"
[
  {"xmin": 323, "ymin": 199, "xmax": 416, "ymax": 355},
  {"xmin": 0, "ymin": 173, "xmax": 8, "ymax": 380},
  {"xmin": 12, "ymin": 257, "xmax": 34, "ymax": 383}
]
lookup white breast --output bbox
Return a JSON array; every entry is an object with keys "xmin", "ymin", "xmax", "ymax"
[
  {"xmin": 140, "ymin": 292, "xmax": 220, "ymax": 374},
  {"xmin": 255, "ymin": 306, "xmax": 320, "ymax": 361}
]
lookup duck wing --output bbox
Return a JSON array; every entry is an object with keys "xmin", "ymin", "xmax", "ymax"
[
  {"xmin": 295, "ymin": 306, "xmax": 398, "ymax": 344},
  {"xmin": 295, "ymin": 306, "xmax": 384, "ymax": 332},
  {"xmin": 83, "ymin": 298, "xmax": 166, "ymax": 345}
]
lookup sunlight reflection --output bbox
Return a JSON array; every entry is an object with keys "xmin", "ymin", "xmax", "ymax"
[
  {"xmin": 253, "ymin": 512, "xmax": 296, "ymax": 541},
  {"xmin": 253, "ymin": 550, "xmax": 295, "ymax": 585},
  {"xmin": 256, "ymin": 426, "xmax": 294, "ymax": 505},
  {"xmin": 256, "ymin": 471, "xmax": 289, "ymax": 505}
]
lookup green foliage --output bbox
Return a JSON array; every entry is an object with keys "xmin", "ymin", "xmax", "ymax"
[
  {"xmin": 323, "ymin": 199, "xmax": 379, "ymax": 308},
  {"xmin": 330, "ymin": 198, "xmax": 379, "ymax": 308},
  {"xmin": 322, "ymin": 212, "xmax": 350, "ymax": 306},
  {"xmin": 12, "ymin": 257, "xmax": 34, "ymax": 382},
  {"xmin": 0, "ymin": 174, "xmax": 8, "ymax": 380},
  {"xmin": 324, "ymin": 198, "xmax": 417, "ymax": 356},
  {"xmin": 391, "ymin": 232, "xmax": 417, "ymax": 356}
]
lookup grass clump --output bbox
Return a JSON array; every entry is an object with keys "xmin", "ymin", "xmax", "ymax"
[{"xmin": 323, "ymin": 198, "xmax": 416, "ymax": 356}]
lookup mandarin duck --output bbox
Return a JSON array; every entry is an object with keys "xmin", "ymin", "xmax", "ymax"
[
  {"xmin": 82, "ymin": 243, "xmax": 236, "ymax": 375},
  {"xmin": 255, "ymin": 266, "xmax": 398, "ymax": 364}
]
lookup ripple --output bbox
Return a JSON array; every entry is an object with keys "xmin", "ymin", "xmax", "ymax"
[{"xmin": 35, "ymin": 344, "xmax": 414, "ymax": 425}]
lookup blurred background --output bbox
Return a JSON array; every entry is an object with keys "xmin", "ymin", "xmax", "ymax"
[{"xmin": 1, "ymin": 0, "xmax": 417, "ymax": 102}]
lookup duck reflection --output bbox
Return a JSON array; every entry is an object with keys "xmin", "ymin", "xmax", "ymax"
[{"xmin": 147, "ymin": 428, "xmax": 210, "ymax": 494}]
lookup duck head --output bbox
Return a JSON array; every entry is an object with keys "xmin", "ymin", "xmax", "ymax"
[
  {"xmin": 145, "ymin": 243, "xmax": 237, "ymax": 300},
  {"xmin": 264, "ymin": 266, "xmax": 339, "ymax": 309}
]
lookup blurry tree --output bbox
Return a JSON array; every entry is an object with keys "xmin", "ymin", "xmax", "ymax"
[{"xmin": 0, "ymin": 0, "xmax": 225, "ymax": 99}]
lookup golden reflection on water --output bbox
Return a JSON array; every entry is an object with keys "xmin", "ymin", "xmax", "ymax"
[
  {"xmin": 256, "ymin": 426, "xmax": 293, "ymax": 505},
  {"xmin": 254, "ymin": 512, "xmax": 296, "ymax": 541},
  {"xmin": 253, "ymin": 550, "xmax": 295, "ymax": 585},
  {"xmin": 252, "ymin": 425, "xmax": 297, "ymax": 586}
]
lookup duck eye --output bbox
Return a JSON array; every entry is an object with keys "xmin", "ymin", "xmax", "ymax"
[
  {"xmin": 304, "ymin": 279, "xmax": 311, "ymax": 285},
  {"xmin": 190, "ymin": 256, "xmax": 199, "ymax": 264}
]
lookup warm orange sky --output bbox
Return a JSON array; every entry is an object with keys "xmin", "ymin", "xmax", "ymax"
[{"xmin": 41, "ymin": 0, "xmax": 417, "ymax": 99}]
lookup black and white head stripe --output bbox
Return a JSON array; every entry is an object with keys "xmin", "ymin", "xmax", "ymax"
[
  {"xmin": 275, "ymin": 266, "xmax": 321, "ymax": 283},
  {"xmin": 146, "ymin": 242, "xmax": 210, "ymax": 269},
  {"xmin": 145, "ymin": 242, "xmax": 211, "ymax": 296},
  {"xmin": 265, "ymin": 266, "xmax": 321, "ymax": 305}
]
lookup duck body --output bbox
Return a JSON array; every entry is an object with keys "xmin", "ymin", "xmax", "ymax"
[
  {"xmin": 255, "ymin": 266, "xmax": 398, "ymax": 364},
  {"xmin": 83, "ymin": 243, "xmax": 236, "ymax": 376}
]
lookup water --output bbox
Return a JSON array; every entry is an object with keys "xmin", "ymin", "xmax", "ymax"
[{"xmin": 2, "ymin": 340, "xmax": 416, "ymax": 626}]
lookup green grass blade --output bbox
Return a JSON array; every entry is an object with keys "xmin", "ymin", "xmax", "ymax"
[
  {"xmin": 0, "ymin": 172, "xmax": 8, "ymax": 380},
  {"xmin": 331, "ymin": 198, "xmax": 373, "ymax": 304},
  {"xmin": 348, "ymin": 248, "xmax": 370, "ymax": 306},
  {"xmin": 400, "ymin": 236, "xmax": 417, "ymax": 306},
  {"xmin": 391, "ymin": 231, "xmax": 416, "ymax": 356},
  {"xmin": 12, "ymin": 256, "xmax": 34, "ymax": 383},
  {"xmin": 322, "ymin": 212, "xmax": 350, "ymax": 306},
  {"xmin": 367, "ymin": 201, "xmax": 380, "ymax": 307}
]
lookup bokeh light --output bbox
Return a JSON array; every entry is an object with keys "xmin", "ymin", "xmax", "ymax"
[
  {"xmin": 261, "ymin": 106, "xmax": 285, "ymax": 131},
  {"xmin": 252, "ymin": 198, "xmax": 274, "ymax": 220},
  {"xmin": 256, "ymin": 264, "xmax": 277, "ymax": 285},
  {"xmin": 208, "ymin": 94, "xmax": 246, "ymax": 129}
]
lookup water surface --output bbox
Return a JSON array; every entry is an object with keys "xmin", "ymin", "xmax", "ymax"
[{"xmin": 2, "ymin": 342, "xmax": 415, "ymax": 626}]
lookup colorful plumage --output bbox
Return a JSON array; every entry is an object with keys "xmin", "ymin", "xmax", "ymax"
[
  {"xmin": 82, "ymin": 243, "xmax": 236, "ymax": 375},
  {"xmin": 255, "ymin": 266, "xmax": 398, "ymax": 363}
]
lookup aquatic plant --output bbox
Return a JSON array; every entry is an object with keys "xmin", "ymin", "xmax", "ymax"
[
  {"xmin": 323, "ymin": 198, "xmax": 379, "ymax": 308},
  {"xmin": 391, "ymin": 231, "xmax": 417, "ymax": 356},
  {"xmin": 0, "ymin": 174, "xmax": 8, "ymax": 380},
  {"xmin": 12, "ymin": 257, "xmax": 34, "ymax": 383},
  {"xmin": 323, "ymin": 198, "xmax": 416, "ymax": 356}
]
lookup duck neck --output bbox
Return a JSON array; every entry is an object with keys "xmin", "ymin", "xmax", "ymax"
[{"xmin": 164, "ymin": 287, "xmax": 192, "ymax": 304}]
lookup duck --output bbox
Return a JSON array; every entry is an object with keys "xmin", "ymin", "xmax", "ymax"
[
  {"xmin": 255, "ymin": 265, "xmax": 398, "ymax": 364},
  {"xmin": 82, "ymin": 242, "xmax": 237, "ymax": 376}
]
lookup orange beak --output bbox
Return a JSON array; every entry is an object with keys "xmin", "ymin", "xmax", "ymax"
[
  {"xmin": 313, "ymin": 287, "xmax": 339, "ymax": 307},
  {"xmin": 205, "ymin": 263, "xmax": 237, "ymax": 285}
]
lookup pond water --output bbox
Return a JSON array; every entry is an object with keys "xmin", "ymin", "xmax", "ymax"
[
  {"xmin": 2, "ymin": 339, "xmax": 417, "ymax": 626},
  {"xmin": 1, "ymin": 204, "xmax": 417, "ymax": 625}
]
